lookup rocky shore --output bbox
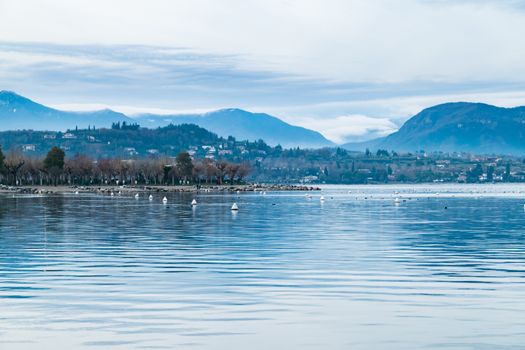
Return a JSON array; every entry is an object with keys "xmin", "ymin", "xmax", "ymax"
[{"xmin": 0, "ymin": 184, "xmax": 320, "ymax": 195}]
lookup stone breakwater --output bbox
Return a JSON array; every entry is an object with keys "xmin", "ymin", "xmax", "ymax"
[{"xmin": 0, "ymin": 184, "xmax": 320, "ymax": 195}]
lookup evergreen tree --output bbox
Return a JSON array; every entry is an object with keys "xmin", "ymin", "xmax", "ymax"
[
  {"xmin": 175, "ymin": 151, "xmax": 194, "ymax": 181},
  {"xmin": 44, "ymin": 146, "xmax": 65, "ymax": 185},
  {"xmin": 505, "ymin": 162, "xmax": 512, "ymax": 181},
  {"xmin": 0, "ymin": 146, "xmax": 4, "ymax": 173},
  {"xmin": 44, "ymin": 146, "xmax": 65, "ymax": 170},
  {"xmin": 487, "ymin": 165, "xmax": 494, "ymax": 182}
]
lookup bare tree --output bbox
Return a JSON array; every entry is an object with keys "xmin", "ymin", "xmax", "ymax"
[
  {"xmin": 4, "ymin": 149, "xmax": 25, "ymax": 185},
  {"xmin": 67, "ymin": 154, "xmax": 94, "ymax": 185},
  {"xmin": 237, "ymin": 162, "xmax": 251, "ymax": 183},
  {"xmin": 226, "ymin": 163, "xmax": 240, "ymax": 184},
  {"xmin": 215, "ymin": 160, "xmax": 228, "ymax": 185}
]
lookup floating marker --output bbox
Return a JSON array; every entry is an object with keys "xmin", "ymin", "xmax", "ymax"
[
  {"xmin": 162, "ymin": 197, "xmax": 168, "ymax": 204},
  {"xmin": 320, "ymin": 196, "xmax": 325, "ymax": 202},
  {"xmin": 74, "ymin": 191, "xmax": 79, "ymax": 195},
  {"xmin": 394, "ymin": 197, "xmax": 401, "ymax": 203},
  {"xmin": 149, "ymin": 194, "xmax": 153, "ymax": 201},
  {"xmin": 135, "ymin": 193, "xmax": 139, "ymax": 199},
  {"xmin": 191, "ymin": 199, "xmax": 197, "ymax": 206},
  {"xmin": 231, "ymin": 203, "xmax": 239, "ymax": 211},
  {"xmin": 110, "ymin": 192, "xmax": 114, "ymax": 197}
]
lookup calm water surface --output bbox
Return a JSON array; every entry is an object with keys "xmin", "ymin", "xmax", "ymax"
[{"xmin": 1, "ymin": 184, "xmax": 525, "ymax": 349}]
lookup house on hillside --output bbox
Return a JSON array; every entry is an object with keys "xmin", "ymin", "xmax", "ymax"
[
  {"xmin": 63, "ymin": 132, "xmax": 77, "ymax": 139},
  {"xmin": 218, "ymin": 150, "xmax": 233, "ymax": 156},
  {"xmin": 22, "ymin": 144, "xmax": 36, "ymax": 152},
  {"xmin": 124, "ymin": 147, "xmax": 138, "ymax": 156}
]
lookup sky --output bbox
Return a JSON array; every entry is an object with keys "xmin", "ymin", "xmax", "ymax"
[{"xmin": 1, "ymin": 0, "xmax": 525, "ymax": 143}]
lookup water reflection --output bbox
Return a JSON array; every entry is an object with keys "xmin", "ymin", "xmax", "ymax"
[{"xmin": 1, "ymin": 185, "xmax": 525, "ymax": 349}]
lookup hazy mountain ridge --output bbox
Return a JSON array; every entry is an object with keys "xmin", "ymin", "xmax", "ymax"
[
  {"xmin": 343, "ymin": 102, "xmax": 525, "ymax": 155},
  {"xmin": 0, "ymin": 90, "xmax": 133, "ymax": 131},
  {"xmin": 0, "ymin": 91, "xmax": 333, "ymax": 149},
  {"xmin": 136, "ymin": 108, "xmax": 333, "ymax": 148}
]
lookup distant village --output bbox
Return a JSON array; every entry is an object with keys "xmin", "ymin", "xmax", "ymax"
[{"xmin": 2, "ymin": 125, "xmax": 525, "ymax": 185}]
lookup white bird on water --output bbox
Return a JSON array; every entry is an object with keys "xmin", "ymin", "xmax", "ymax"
[
  {"xmin": 148, "ymin": 194, "xmax": 153, "ymax": 201},
  {"xmin": 162, "ymin": 197, "xmax": 168, "ymax": 204},
  {"xmin": 191, "ymin": 199, "xmax": 197, "ymax": 206},
  {"xmin": 231, "ymin": 203, "xmax": 239, "ymax": 211}
]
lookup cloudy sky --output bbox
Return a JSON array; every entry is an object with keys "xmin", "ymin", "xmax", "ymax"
[{"xmin": 1, "ymin": 0, "xmax": 525, "ymax": 143}]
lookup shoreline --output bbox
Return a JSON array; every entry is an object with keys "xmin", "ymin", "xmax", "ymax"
[{"xmin": 0, "ymin": 184, "xmax": 321, "ymax": 195}]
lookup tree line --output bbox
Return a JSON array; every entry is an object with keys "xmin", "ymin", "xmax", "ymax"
[{"xmin": 0, "ymin": 146, "xmax": 250, "ymax": 186}]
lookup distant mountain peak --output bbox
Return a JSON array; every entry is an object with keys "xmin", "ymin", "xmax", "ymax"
[
  {"xmin": 0, "ymin": 90, "xmax": 20, "ymax": 97},
  {"xmin": 343, "ymin": 101, "xmax": 525, "ymax": 155},
  {"xmin": 206, "ymin": 108, "xmax": 248, "ymax": 115},
  {"xmin": 137, "ymin": 108, "xmax": 333, "ymax": 148},
  {"xmin": 0, "ymin": 90, "xmax": 31, "ymax": 103}
]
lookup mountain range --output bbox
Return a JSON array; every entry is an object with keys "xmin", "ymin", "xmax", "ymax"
[
  {"xmin": 4, "ymin": 90, "xmax": 525, "ymax": 155},
  {"xmin": 343, "ymin": 102, "xmax": 525, "ymax": 155},
  {"xmin": 0, "ymin": 91, "xmax": 333, "ymax": 149}
]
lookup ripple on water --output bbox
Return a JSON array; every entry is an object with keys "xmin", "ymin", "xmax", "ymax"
[{"xmin": 1, "ymin": 184, "xmax": 525, "ymax": 349}]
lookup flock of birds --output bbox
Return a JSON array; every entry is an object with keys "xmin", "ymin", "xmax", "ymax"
[
  {"xmin": 74, "ymin": 189, "xmax": 240, "ymax": 211},
  {"xmin": 69, "ymin": 188, "xmax": 442, "ymax": 211},
  {"xmin": 69, "ymin": 187, "xmax": 525, "ymax": 211}
]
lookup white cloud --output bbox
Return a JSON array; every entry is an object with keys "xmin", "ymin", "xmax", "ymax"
[
  {"xmin": 287, "ymin": 115, "xmax": 398, "ymax": 143},
  {"xmin": 2, "ymin": 0, "xmax": 525, "ymax": 83}
]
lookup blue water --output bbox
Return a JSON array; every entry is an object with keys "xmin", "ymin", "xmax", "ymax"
[{"xmin": 1, "ymin": 184, "xmax": 525, "ymax": 349}]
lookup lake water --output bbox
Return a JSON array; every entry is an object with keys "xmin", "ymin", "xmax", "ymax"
[{"xmin": 1, "ymin": 184, "xmax": 525, "ymax": 349}]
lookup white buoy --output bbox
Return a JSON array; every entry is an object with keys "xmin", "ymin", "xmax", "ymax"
[
  {"xmin": 263, "ymin": 191, "xmax": 267, "ymax": 195},
  {"xmin": 236, "ymin": 190, "xmax": 240, "ymax": 194},
  {"xmin": 135, "ymin": 193, "xmax": 139, "ymax": 199},
  {"xmin": 231, "ymin": 203, "xmax": 239, "ymax": 211},
  {"xmin": 162, "ymin": 196, "xmax": 168, "ymax": 204},
  {"xmin": 191, "ymin": 199, "xmax": 197, "ymax": 206},
  {"xmin": 110, "ymin": 192, "xmax": 114, "ymax": 197},
  {"xmin": 320, "ymin": 196, "xmax": 325, "ymax": 202},
  {"xmin": 149, "ymin": 194, "xmax": 153, "ymax": 201},
  {"xmin": 74, "ymin": 191, "xmax": 79, "ymax": 195},
  {"xmin": 394, "ymin": 197, "xmax": 401, "ymax": 203}
]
